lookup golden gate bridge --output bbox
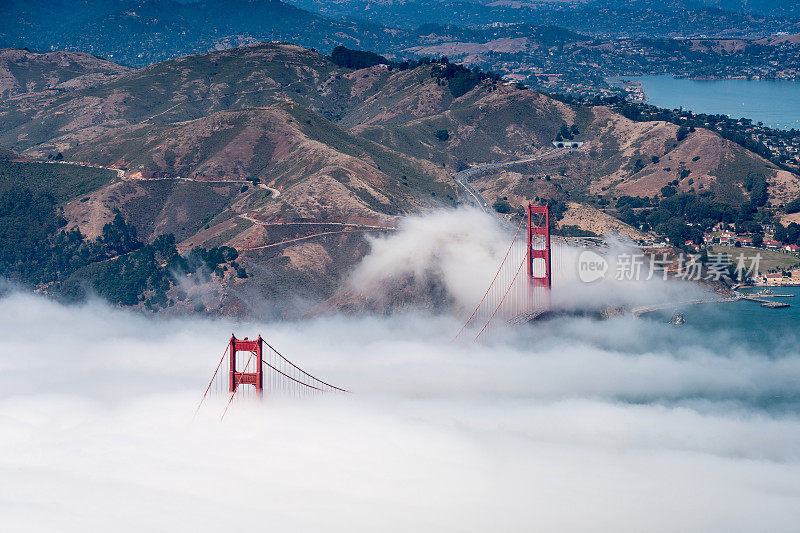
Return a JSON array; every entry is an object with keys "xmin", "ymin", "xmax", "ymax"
[
  {"xmin": 197, "ymin": 204, "xmax": 562, "ymax": 413},
  {"xmin": 455, "ymin": 204, "xmax": 568, "ymax": 340},
  {"xmin": 195, "ymin": 334, "xmax": 349, "ymax": 419}
]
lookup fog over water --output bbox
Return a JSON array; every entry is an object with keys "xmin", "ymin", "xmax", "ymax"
[{"xmin": 2, "ymin": 209, "xmax": 800, "ymax": 531}]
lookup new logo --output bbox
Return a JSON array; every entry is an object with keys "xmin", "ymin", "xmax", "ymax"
[{"xmin": 578, "ymin": 250, "xmax": 608, "ymax": 283}]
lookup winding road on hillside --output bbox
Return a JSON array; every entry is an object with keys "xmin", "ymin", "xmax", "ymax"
[
  {"xmin": 452, "ymin": 147, "xmax": 570, "ymax": 212},
  {"xmin": 56, "ymin": 147, "xmax": 577, "ymax": 252},
  {"xmin": 122, "ymin": 173, "xmax": 282, "ymax": 197},
  {"xmin": 233, "ymin": 215, "xmax": 397, "ymax": 251},
  {"xmin": 238, "ymin": 215, "xmax": 394, "ymax": 231},
  {"xmin": 41, "ymin": 159, "xmax": 126, "ymax": 179},
  {"xmin": 450, "ymin": 146, "xmax": 607, "ymax": 249},
  {"xmin": 119, "ymin": 172, "xmax": 398, "ymax": 250},
  {"xmin": 236, "ymin": 227, "xmax": 396, "ymax": 252}
]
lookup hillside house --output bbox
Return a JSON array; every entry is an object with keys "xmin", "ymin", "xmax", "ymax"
[{"xmin": 784, "ymin": 244, "xmax": 800, "ymax": 253}]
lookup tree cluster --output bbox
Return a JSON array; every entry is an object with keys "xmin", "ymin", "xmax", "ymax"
[
  {"xmin": 329, "ymin": 46, "xmax": 503, "ymax": 98},
  {"xmin": 773, "ymin": 223, "xmax": 800, "ymax": 245},
  {"xmin": 555, "ymin": 123, "xmax": 580, "ymax": 142},
  {"xmin": 616, "ymin": 191, "xmax": 771, "ymax": 248},
  {"xmin": 0, "ymin": 188, "xmax": 245, "ymax": 310}
]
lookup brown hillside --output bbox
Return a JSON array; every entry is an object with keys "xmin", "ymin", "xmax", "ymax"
[
  {"xmin": 2, "ymin": 42, "xmax": 790, "ymax": 208},
  {"xmin": 559, "ymin": 202, "xmax": 647, "ymax": 241},
  {"xmin": 64, "ymin": 102, "xmax": 452, "ymax": 227},
  {"xmin": 3, "ymin": 42, "xmax": 799, "ymax": 311},
  {"xmin": 0, "ymin": 49, "xmax": 130, "ymax": 99},
  {"xmin": 468, "ymin": 104, "xmax": 796, "ymax": 211},
  {"xmin": 348, "ymin": 80, "xmax": 577, "ymax": 165},
  {"xmin": 582, "ymin": 108, "xmax": 791, "ymax": 205},
  {"xmin": 0, "ymin": 43, "xmax": 348, "ymax": 154}
]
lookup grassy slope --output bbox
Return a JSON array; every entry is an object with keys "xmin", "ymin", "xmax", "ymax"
[
  {"xmin": 0, "ymin": 161, "xmax": 115, "ymax": 202},
  {"xmin": 4, "ymin": 43, "xmax": 800, "ymax": 311},
  {"xmin": 344, "ymin": 69, "xmax": 575, "ymax": 165},
  {"xmin": 550, "ymin": 108, "xmax": 789, "ymax": 207},
  {"xmin": 3, "ymin": 44, "xmax": 797, "ymax": 258},
  {"xmin": 86, "ymin": 43, "xmax": 343, "ymax": 121},
  {"xmin": 711, "ymin": 245, "xmax": 800, "ymax": 273},
  {"xmin": 285, "ymin": 103, "xmax": 454, "ymax": 202},
  {"xmin": 0, "ymin": 49, "xmax": 131, "ymax": 97},
  {"xmin": 116, "ymin": 180, "xmax": 239, "ymax": 242},
  {"xmin": 66, "ymin": 101, "xmax": 453, "ymax": 224}
]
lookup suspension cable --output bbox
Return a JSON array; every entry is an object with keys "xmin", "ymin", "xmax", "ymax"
[
  {"xmin": 262, "ymin": 341, "xmax": 348, "ymax": 392},
  {"xmin": 193, "ymin": 345, "xmax": 229, "ymax": 420},
  {"xmin": 454, "ymin": 215, "xmax": 526, "ymax": 340},
  {"xmin": 263, "ymin": 361, "xmax": 324, "ymax": 391},
  {"xmin": 221, "ymin": 349, "xmax": 255, "ymax": 421},
  {"xmin": 474, "ymin": 247, "xmax": 529, "ymax": 341}
]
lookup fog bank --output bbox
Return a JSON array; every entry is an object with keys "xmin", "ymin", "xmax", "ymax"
[
  {"xmin": 1, "ymin": 291, "xmax": 799, "ymax": 531},
  {"xmin": 350, "ymin": 208, "xmax": 708, "ymax": 315}
]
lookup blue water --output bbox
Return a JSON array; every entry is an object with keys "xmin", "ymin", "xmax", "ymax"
[
  {"xmin": 623, "ymin": 287, "xmax": 800, "ymax": 411},
  {"xmin": 620, "ymin": 75, "xmax": 800, "ymax": 131},
  {"xmin": 648, "ymin": 286, "xmax": 800, "ymax": 353}
]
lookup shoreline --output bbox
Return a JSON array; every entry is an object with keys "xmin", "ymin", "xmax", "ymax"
[
  {"xmin": 608, "ymin": 75, "xmax": 800, "ymax": 132},
  {"xmin": 633, "ymin": 284, "xmax": 797, "ymax": 317},
  {"xmin": 608, "ymin": 74, "xmax": 800, "ymax": 83}
]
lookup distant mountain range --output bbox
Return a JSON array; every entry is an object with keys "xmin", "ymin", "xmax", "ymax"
[
  {"xmin": 0, "ymin": 0, "xmax": 403, "ymax": 67},
  {"xmin": 2, "ymin": 0, "xmax": 798, "ymax": 71},
  {"xmin": 287, "ymin": 0, "xmax": 800, "ymax": 36},
  {"xmin": 1, "ymin": 43, "xmax": 796, "ymax": 313}
]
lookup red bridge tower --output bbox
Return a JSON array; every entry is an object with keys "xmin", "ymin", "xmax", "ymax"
[
  {"xmin": 229, "ymin": 334, "xmax": 263, "ymax": 396},
  {"xmin": 527, "ymin": 204, "xmax": 552, "ymax": 307}
]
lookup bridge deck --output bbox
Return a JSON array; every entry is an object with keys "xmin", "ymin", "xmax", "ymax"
[{"xmin": 508, "ymin": 310, "xmax": 548, "ymax": 326}]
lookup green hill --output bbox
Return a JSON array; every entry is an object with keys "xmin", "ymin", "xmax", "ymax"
[{"xmin": 0, "ymin": 161, "xmax": 115, "ymax": 202}]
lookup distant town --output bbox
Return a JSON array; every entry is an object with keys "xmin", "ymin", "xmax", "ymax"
[{"xmin": 640, "ymin": 223, "xmax": 800, "ymax": 286}]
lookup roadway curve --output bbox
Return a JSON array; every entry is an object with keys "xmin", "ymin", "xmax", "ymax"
[
  {"xmin": 238, "ymin": 214, "xmax": 395, "ymax": 231},
  {"xmin": 452, "ymin": 148, "xmax": 570, "ymax": 212},
  {"xmin": 450, "ymin": 147, "xmax": 603, "ymax": 250},
  {"xmin": 123, "ymin": 173, "xmax": 281, "ymax": 197},
  {"xmin": 235, "ymin": 215, "xmax": 397, "ymax": 252},
  {"xmin": 238, "ymin": 227, "xmax": 395, "ymax": 252}
]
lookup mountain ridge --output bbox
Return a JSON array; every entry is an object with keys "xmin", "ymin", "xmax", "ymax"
[
  {"xmin": 0, "ymin": 42, "xmax": 797, "ymax": 314},
  {"xmin": 0, "ymin": 48, "xmax": 132, "ymax": 98}
]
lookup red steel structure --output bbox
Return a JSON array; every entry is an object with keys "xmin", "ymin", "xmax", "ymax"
[
  {"xmin": 527, "ymin": 204, "xmax": 551, "ymax": 290},
  {"xmin": 229, "ymin": 334, "xmax": 263, "ymax": 395},
  {"xmin": 195, "ymin": 334, "xmax": 349, "ymax": 419},
  {"xmin": 455, "ymin": 203, "xmax": 554, "ymax": 340}
]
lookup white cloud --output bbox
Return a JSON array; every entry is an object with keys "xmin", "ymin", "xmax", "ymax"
[
  {"xmin": 1, "ymin": 291, "xmax": 800, "ymax": 531},
  {"xmin": 350, "ymin": 208, "xmax": 708, "ymax": 320},
  {"xmin": 349, "ymin": 207, "xmax": 512, "ymax": 311}
]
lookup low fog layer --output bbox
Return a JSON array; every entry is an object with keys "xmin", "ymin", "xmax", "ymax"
[
  {"xmin": 351, "ymin": 207, "xmax": 705, "ymax": 314},
  {"xmin": 1, "ymin": 290, "xmax": 799, "ymax": 532}
]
